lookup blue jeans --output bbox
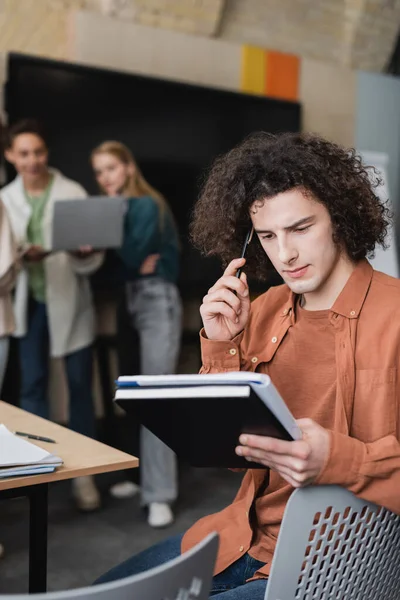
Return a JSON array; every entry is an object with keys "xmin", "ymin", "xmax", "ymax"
[
  {"xmin": 19, "ymin": 299, "xmax": 95, "ymax": 438},
  {"xmin": 126, "ymin": 278, "xmax": 182, "ymax": 505},
  {"xmin": 95, "ymin": 534, "xmax": 268, "ymax": 599}
]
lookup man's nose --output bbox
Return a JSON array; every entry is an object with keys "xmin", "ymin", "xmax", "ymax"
[{"xmin": 278, "ymin": 239, "xmax": 298, "ymax": 264}]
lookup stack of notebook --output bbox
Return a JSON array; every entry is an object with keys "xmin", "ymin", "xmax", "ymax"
[
  {"xmin": 0, "ymin": 424, "xmax": 63, "ymax": 479},
  {"xmin": 114, "ymin": 371, "xmax": 301, "ymax": 469}
]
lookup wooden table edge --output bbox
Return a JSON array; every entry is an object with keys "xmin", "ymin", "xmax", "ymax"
[{"xmin": 0, "ymin": 457, "xmax": 139, "ymax": 491}]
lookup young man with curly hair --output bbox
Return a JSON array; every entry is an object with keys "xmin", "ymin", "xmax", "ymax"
[{"xmin": 96, "ymin": 132, "xmax": 400, "ymax": 599}]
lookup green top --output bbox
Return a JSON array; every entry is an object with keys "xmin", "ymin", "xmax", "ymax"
[
  {"xmin": 24, "ymin": 175, "xmax": 54, "ymax": 303},
  {"xmin": 117, "ymin": 196, "xmax": 180, "ymax": 284}
]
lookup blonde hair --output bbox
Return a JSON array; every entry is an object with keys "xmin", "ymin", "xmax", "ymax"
[{"xmin": 91, "ymin": 140, "xmax": 167, "ymax": 219}]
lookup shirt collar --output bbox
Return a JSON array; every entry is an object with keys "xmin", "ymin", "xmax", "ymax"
[
  {"xmin": 330, "ymin": 259, "xmax": 373, "ymax": 319},
  {"xmin": 280, "ymin": 259, "xmax": 373, "ymax": 322}
]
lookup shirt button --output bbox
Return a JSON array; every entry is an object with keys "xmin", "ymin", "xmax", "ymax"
[
  {"xmin": 282, "ymin": 308, "xmax": 288, "ymax": 315},
  {"xmin": 239, "ymin": 545, "xmax": 244, "ymax": 552},
  {"xmin": 350, "ymin": 310, "xmax": 356, "ymax": 316},
  {"xmin": 229, "ymin": 348, "xmax": 237, "ymax": 355},
  {"xmin": 251, "ymin": 356, "xmax": 258, "ymax": 363},
  {"xmin": 271, "ymin": 336, "xmax": 278, "ymax": 343}
]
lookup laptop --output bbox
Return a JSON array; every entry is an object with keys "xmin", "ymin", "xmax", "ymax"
[{"xmin": 51, "ymin": 196, "xmax": 126, "ymax": 251}]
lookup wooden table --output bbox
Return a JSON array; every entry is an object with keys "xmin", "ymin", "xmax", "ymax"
[{"xmin": 0, "ymin": 401, "xmax": 139, "ymax": 593}]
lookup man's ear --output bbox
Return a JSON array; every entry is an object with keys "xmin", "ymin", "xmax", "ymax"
[{"xmin": 4, "ymin": 148, "xmax": 14, "ymax": 164}]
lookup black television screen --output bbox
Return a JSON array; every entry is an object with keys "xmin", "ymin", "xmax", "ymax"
[{"xmin": 5, "ymin": 52, "xmax": 301, "ymax": 296}]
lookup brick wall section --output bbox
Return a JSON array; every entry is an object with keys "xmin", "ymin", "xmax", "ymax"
[
  {"xmin": 219, "ymin": 0, "xmax": 400, "ymax": 71},
  {"xmin": 0, "ymin": 0, "xmax": 399, "ymax": 71},
  {"xmin": 349, "ymin": 0, "xmax": 400, "ymax": 70},
  {"xmin": 86, "ymin": 0, "xmax": 225, "ymax": 36},
  {"xmin": 0, "ymin": 0, "xmax": 84, "ymax": 59}
]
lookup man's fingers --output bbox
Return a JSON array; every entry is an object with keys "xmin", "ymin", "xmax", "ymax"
[
  {"xmin": 223, "ymin": 258, "xmax": 246, "ymax": 277},
  {"xmin": 239, "ymin": 434, "xmax": 311, "ymax": 460},
  {"xmin": 236, "ymin": 448, "xmax": 312, "ymax": 487},
  {"xmin": 203, "ymin": 289, "xmax": 242, "ymax": 313},
  {"xmin": 236, "ymin": 446, "xmax": 308, "ymax": 473},
  {"xmin": 200, "ymin": 301, "xmax": 238, "ymax": 323},
  {"xmin": 209, "ymin": 275, "xmax": 249, "ymax": 298}
]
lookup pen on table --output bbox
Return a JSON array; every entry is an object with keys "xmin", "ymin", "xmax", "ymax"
[
  {"xmin": 14, "ymin": 431, "xmax": 56, "ymax": 443},
  {"xmin": 236, "ymin": 226, "xmax": 254, "ymax": 279}
]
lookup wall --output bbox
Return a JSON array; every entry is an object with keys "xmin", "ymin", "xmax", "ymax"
[
  {"xmin": 0, "ymin": 0, "xmax": 81, "ymax": 59},
  {"xmin": 6, "ymin": 6, "xmax": 400, "ymax": 421},
  {"xmin": 356, "ymin": 71, "xmax": 400, "ymax": 211},
  {"xmin": 72, "ymin": 10, "xmax": 357, "ymax": 147},
  {"xmin": 219, "ymin": 0, "xmax": 400, "ymax": 72},
  {"xmin": 0, "ymin": 4, "xmax": 358, "ymax": 147}
]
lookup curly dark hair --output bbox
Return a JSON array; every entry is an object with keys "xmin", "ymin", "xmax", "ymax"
[
  {"xmin": 190, "ymin": 132, "xmax": 392, "ymax": 279},
  {"xmin": 4, "ymin": 118, "xmax": 47, "ymax": 149}
]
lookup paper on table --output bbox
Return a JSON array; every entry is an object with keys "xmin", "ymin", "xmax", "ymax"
[
  {"xmin": 0, "ymin": 465, "xmax": 56, "ymax": 479},
  {"xmin": 0, "ymin": 424, "xmax": 63, "ymax": 468}
]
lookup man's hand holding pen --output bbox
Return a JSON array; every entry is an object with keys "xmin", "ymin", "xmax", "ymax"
[{"xmin": 200, "ymin": 257, "xmax": 251, "ymax": 341}]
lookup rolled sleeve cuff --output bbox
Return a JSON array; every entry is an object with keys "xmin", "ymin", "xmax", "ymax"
[
  {"xmin": 200, "ymin": 328, "xmax": 244, "ymax": 371},
  {"xmin": 316, "ymin": 431, "xmax": 365, "ymax": 487}
]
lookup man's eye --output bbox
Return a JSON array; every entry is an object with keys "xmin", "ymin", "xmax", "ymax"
[
  {"xmin": 295, "ymin": 226, "xmax": 310, "ymax": 233},
  {"xmin": 261, "ymin": 234, "xmax": 274, "ymax": 240}
]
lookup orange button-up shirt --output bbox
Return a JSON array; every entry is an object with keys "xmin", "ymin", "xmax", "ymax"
[{"xmin": 182, "ymin": 260, "xmax": 400, "ymax": 580}]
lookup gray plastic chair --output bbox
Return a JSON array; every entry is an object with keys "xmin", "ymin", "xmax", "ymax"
[
  {"xmin": 265, "ymin": 485, "xmax": 400, "ymax": 600},
  {"xmin": 1, "ymin": 532, "xmax": 218, "ymax": 600}
]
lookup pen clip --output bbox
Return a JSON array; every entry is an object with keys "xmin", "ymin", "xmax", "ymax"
[
  {"xmin": 246, "ymin": 227, "xmax": 254, "ymax": 246},
  {"xmin": 236, "ymin": 226, "xmax": 254, "ymax": 279}
]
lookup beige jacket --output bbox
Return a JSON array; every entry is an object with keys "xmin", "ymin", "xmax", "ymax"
[
  {"xmin": 0, "ymin": 199, "xmax": 18, "ymax": 337},
  {"xmin": 1, "ymin": 169, "xmax": 103, "ymax": 356}
]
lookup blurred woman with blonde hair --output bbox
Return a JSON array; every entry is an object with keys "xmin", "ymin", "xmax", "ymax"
[{"xmin": 91, "ymin": 141, "xmax": 182, "ymax": 528}]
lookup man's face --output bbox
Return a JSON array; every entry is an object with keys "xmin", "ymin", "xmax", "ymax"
[
  {"xmin": 5, "ymin": 133, "xmax": 48, "ymax": 184},
  {"xmin": 251, "ymin": 188, "xmax": 345, "ymax": 298}
]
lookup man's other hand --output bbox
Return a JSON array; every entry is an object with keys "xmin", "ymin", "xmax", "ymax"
[{"xmin": 235, "ymin": 418, "xmax": 330, "ymax": 488}]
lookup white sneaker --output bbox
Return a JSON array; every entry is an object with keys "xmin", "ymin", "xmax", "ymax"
[
  {"xmin": 72, "ymin": 476, "xmax": 101, "ymax": 512},
  {"xmin": 0, "ymin": 543, "xmax": 4, "ymax": 558},
  {"xmin": 110, "ymin": 480, "xmax": 140, "ymax": 499},
  {"xmin": 148, "ymin": 502, "xmax": 174, "ymax": 528}
]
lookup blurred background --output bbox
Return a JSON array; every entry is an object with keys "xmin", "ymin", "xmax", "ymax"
[{"xmin": 1, "ymin": 0, "xmax": 400, "ymax": 592}]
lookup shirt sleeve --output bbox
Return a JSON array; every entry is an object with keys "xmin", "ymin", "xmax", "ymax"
[
  {"xmin": 315, "ymin": 431, "xmax": 400, "ymax": 514},
  {"xmin": 199, "ymin": 328, "xmax": 244, "ymax": 373},
  {"xmin": 117, "ymin": 198, "xmax": 159, "ymax": 270}
]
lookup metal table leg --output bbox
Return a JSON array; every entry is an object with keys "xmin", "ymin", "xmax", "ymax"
[
  {"xmin": 0, "ymin": 483, "xmax": 49, "ymax": 593},
  {"xmin": 28, "ymin": 483, "xmax": 48, "ymax": 593}
]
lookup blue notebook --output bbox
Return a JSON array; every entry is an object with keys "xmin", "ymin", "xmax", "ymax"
[{"xmin": 0, "ymin": 465, "xmax": 56, "ymax": 479}]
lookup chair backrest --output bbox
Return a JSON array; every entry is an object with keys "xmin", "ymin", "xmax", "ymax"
[
  {"xmin": 1, "ymin": 533, "xmax": 218, "ymax": 600},
  {"xmin": 265, "ymin": 486, "xmax": 400, "ymax": 600}
]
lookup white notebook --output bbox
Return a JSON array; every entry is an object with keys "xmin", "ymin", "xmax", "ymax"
[{"xmin": 0, "ymin": 424, "xmax": 63, "ymax": 470}]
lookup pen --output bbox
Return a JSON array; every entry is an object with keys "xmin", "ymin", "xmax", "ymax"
[
  {"xmin": 14, "ymin": 431, "xmax": 56, "ymax": 443},
  {"xmin": 236, "ymin": 227, "xmax": 254, "ymax": 279}
]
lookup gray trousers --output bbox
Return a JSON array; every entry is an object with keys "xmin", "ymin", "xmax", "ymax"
[{"xmin": 126, "ymin": 278, "xmax": 182, "ymax": 506}]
